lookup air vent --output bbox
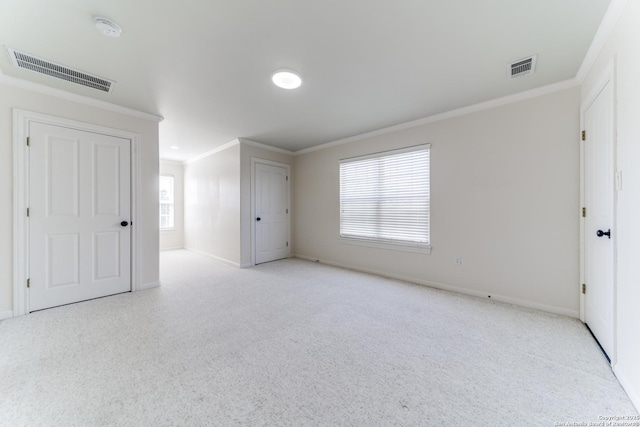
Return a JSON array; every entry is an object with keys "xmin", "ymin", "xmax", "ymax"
[
  {"xmin": 6, "ymin": 48, "xmax": 115, "ymax": 93},
  {"xmin": 508, "ymin": 55, "xmax": 537, "ymax": 79}
]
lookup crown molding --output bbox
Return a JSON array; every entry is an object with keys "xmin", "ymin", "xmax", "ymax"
[
  {"xmin": 295, "ymin": 78, "xmax": 579, "ymax": 156},
  {"xmin": 239, "ymin": 138, "xmax": 294, "ymax": 155},
  {"xmin": 576, "ymin": 0, "xmax": 630, "ymax": 84},
  {"xmin": 0, "ymin": 70, "xmax": 164, "ymax": 123},
  {"xmin": 183, "ymin": 139, "xmax": 240, "ymax": 164}
]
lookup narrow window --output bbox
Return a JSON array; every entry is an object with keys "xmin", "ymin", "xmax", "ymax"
[
  {"xmin": 339, "ymin": 144, "xmax": 430, "ymax": 251},
  {"xmin": 159, "ymin": 175, "xmax": 174, "ymax": 230}
]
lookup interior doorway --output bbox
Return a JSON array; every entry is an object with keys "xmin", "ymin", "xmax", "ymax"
[
  {"xmin": 28, "ymin": 122, "xmax": 132, "ymax": 311},
  {"xmin": 581, "ymin": 68, "xmax": 616, "ymax": 362},
  {"xmin": 13, "ymin": 110, "xmax": 141, "ymax": 315},
  {"xmin": 252, "ymin": 159, "xmax": 290, "ymax": 265}
]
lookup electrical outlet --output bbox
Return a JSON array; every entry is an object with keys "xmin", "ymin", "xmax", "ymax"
[{"xmin": 455, "ymin": 256, "xmax": 462, "ymax": 265}]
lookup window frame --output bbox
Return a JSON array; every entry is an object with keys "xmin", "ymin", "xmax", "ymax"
[
  {"xmin": 159, "ymin": 174, "xmax": 175, "ymax": 231},
  {"xmin": 338, "ymin": 144, "xmax": 431, "ymax": 254}
]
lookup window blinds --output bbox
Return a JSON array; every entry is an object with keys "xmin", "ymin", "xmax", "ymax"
[{"xmin": 339, "ymin": 145, "xmax": 430, "ymax": 247}]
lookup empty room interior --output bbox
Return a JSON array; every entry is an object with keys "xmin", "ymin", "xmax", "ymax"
[{"xmin": 1, "ymin": 0, "xmax": 640, "ymax": 425}]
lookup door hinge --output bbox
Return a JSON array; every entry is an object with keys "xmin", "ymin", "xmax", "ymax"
[
  {"xmin": 286, "ymin": 176, "xmax": 288, "ymax": 181},
  {"xmin": 26, "ymin": 137, "xmax": 30, "ymax": 147},
  {"xmin": 286, "ymin": 209, "xmax": 289, "ymax": 214},
  {"xmin": 582, "ymin": 283, "xmax": 586, "ymax": 294},
  {"xmin": 582, "ymin": 207, "xmax": 586, "ymax": 218},
  {"xmin": 286, "ymin": 242, "xmax": 289, "ymax": 247},
  {"xmin": 581, "ymin": 130, "xmax": 586, "ymax": 141},
  {"xmin": 27, "ymin": 278, "xmax": 30, "ymax": 288},
  {"xmin": 27, "ymin": 207, "xmax": 30, "ymax": 217}
]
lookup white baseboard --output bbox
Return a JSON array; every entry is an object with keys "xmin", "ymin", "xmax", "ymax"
[
  {"xmin": 0, "ymin": 310, "xmax": 14, "ymax": 321},
  {"xmin": 293, "ymin": 254, "xmax": 580, "ymax": 318},
  {"xmin": 138, "ymin": 281, "xmax": 161, "ymax": 291},
  {"xmin": 184, "ymin": 247, "xmax": 241, "ymax": 268},
  {"xmin": 160, "ymin": 246, "xmax": 184, "ymax": 251},
  {"xmin": 614, "ymin": 364, "xmax": 640, "ymax": 412}
]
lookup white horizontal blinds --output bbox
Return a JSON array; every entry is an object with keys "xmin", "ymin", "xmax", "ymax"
[{"xmin": 340, "ymin": 145, "xmax": 430, "ymax": 247}]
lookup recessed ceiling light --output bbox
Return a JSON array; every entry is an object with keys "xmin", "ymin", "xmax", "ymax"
[
  {"xmin": 272, "ymin": 70, "xmax": 302, "ymax": 90},
  {"xmin": 169, "ymin": 146, "xmax": 180, "ymax": 150},
  {"xmin": 94, "ymin": 16, "xmax": 122, "ymax": 38}
]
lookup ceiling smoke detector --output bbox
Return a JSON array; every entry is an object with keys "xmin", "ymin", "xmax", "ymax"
[{"xmin": 94, "ymin": 16, "xmax": 122, "ymax": 38}]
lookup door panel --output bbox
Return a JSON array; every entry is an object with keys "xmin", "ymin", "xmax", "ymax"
[
  {"xmin": 47, "ymin": 136, "xmax": 79, "ymax": 217},
  {"xmin": 94, "ymin": 144, "xmax": 121, "ymax": 216},
  {"xmin": 29, "ymin": 122, "xmax": 131, "ymax": 311},
  {"xmin": 93, "ymin": 232, "xmax": 121, "ymax": 280},
  {"xmin": 584, "ymin": 80, "xmax": 614, "ymax": 359},
  {"xmin": 48, "ymin": 233, "xmax": 79, "ymax": 287},
  {"xmin": 255, "ymin": 162, "xmax": 289, "ymax": 264}
]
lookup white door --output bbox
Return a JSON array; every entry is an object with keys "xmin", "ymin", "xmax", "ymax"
[
  {"xmin": 583, "ymin": 79, "xmax": 615, "ymax": 359},
  {"xmin": 255, "ymin": 162, "xmax": 289, "ymax": 264},
  {"xmin": 29, "ymin": 122, "xmax": 131, "ymax": 311}
]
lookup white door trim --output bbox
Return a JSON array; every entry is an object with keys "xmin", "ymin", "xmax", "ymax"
[
  {"xmin": 12, "ymin": 109, "xmax": 142, "ymax": 316},
  {"xmin": 579, "ymin": 59, "xmax": 617, "ymax": 363},
  {"xmin": 250, "ymin": 157, "xmax": 291, "ymax": 267}
]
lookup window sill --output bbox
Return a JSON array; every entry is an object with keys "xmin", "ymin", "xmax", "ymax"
[
  {"xmin": 160, "ymin": 228, "xmax": 176, "ymax": 232},
  {"xmin": 339, "ymin": 237, "xmax": 431, "ymax": 254}
]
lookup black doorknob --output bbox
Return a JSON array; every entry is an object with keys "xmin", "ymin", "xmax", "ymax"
[
  {"xmin": 121, "ymin": 221, "xmax": 129, "ymax": 227},
  {"xmin": 596, "ymin": 229, "xmax": 611, "ymax": 239},
  {"xmin": 256, "ymin": 217, "xmax": 261, "ymax": 221}
]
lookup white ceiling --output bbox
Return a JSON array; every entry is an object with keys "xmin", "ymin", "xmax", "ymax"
[{"xmin": 0, "ymin": 0, "xmax": 611, "ymax": 161}]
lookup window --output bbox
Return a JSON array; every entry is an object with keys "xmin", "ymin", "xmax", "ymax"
[
  {"xmin": 339, "ymin": 144, "xmax": 430, "ymax": 252},
  {"xmin": 159, "ymin": 175, "xmax": 174, "ymax": 230}
]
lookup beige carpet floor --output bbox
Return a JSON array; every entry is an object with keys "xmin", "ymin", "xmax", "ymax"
[{"xmin": 0, "ymin": 249, "xmax": 637, "ymax": 426}]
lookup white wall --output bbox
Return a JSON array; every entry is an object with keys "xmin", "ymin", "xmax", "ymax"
[
  {"xmin": 0, "ymin": 82, "xmax": 160, "ymax": 319},
  {"xmin": 239, "ymin": 141, "xmax": 293, "ymax": 267},
  {"xmin": 582, "ymin": 0, "xmax": 640, "ymax": 410},
  {"xmin": 183, "ymin": 143, "xmax": 241, "ymax": 265},
  {"xmin": 181, "ymin": 140, "xmax": 292, "ymax": 268},
  {"xmin": 160, "ymin": 160, "xmax": 184, "ymax": 250},
  {"xmin": 294, "ymin": 87, "xmax": 581, "ymax": 316}
]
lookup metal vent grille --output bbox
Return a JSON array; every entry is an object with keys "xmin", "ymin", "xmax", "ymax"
[
  {"xmin": 7, "ymin": 48, "xmax": 115, "ymax": 93},
  {"xmin": 508, "ymin": 55, "xmax": 537, "ymax": 79}
]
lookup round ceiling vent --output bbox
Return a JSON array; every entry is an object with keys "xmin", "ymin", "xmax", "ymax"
[{"xmin": 94, "ymin": 17, "xmax": 122, "ymax": 38}]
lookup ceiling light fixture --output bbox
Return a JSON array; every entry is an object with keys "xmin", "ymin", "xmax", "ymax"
[
  {"xmin": 94, "ymin": 16, "xmax": 122, "ymax": 38},
  {"xmin": 272, "ymin": 70, "xmax": 302, "ymax": 89},
  {"xmin": 169, "ymin": 146, "xmax": 180, "ymax": 150}
]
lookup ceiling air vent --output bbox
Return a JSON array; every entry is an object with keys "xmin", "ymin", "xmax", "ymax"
[
  {"xmin": 508, "ymin": 55, "xmax": 537, "ymax": 79},
  {"xmin": 6, "ymin": 48, "xmax": 115, "ymax": 93}
]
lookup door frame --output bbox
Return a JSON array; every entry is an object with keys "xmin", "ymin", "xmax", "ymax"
[
  {"xmin": 579, "ymin": 59, "xmax": 617, "ymax": 363},
  {"xmin": 250, "ymin": 157, "xmax": 291, "ymax": 266},
  {"xmin": 12, "ymin": 109, "xmax": 142, "ymax": 316}
]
